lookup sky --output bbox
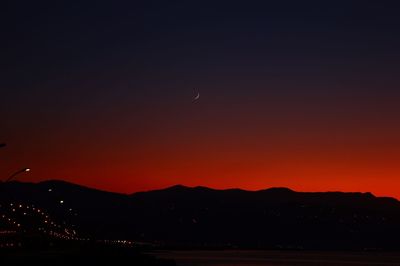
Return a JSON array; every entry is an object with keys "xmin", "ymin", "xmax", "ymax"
[{"xmin": 2, "ymin": 1, "xmax": 400, "ymax": 197}]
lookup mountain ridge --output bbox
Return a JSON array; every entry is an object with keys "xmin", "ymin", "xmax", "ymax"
[
  {"xmin": 2, "ymin": 179, "xmax": 400, "ymax": 250},
  {"xmin": 4, "ymin": 179, "xmax": 395, "ymax": 201}
]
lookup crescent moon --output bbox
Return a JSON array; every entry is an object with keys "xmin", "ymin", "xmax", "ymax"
[{"xmin": 194, "ymin": 92, "xmax": 200, "ymax": 101}]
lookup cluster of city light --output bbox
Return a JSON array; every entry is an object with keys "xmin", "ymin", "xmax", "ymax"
[
  {"xmin": 0, "ymin": 200, "xmax": 150, "ymax": 249},
  {"xmin": 0, "ymin": 143, "xmax": 85, "ymax": 246},
  {"xmin": 0, "ymin": 202, "xmax": 78, "ymax": 241},
  {"xmin": 0, "ymin": 213, "xmax": 20, "ymax": 228},
  {"xmin": 98, "ymin": 239, "xmax": 134, "ymax": 247},
  {"xmin": 0, "ymin": 230, "xmax": 17, "ymax": 234},
  {"xmin": 0, "ymin": 242, "xmax": 22, "ymax": 248},
  {"xmin": 1, "ymin": 199, "xmax": 142, "ymax": 249},
  {"xmin": 0, "ymin": 144, "xmax": 144, "ymax": 249}
]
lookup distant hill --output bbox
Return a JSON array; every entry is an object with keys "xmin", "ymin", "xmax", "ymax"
[{"xmin": 1, "ymin": 180, "xmax": 400, "ymax": 250}]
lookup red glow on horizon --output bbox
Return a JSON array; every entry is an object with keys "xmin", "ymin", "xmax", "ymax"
[
  {"xmin": 3, "ymin": 90, "xmax": 400, "ymax": 199},
  {"xmin": 4, "ymin": 138, "xmax": 400, "ymax": 199}
]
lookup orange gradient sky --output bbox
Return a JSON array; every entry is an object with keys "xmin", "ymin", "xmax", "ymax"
[{"xmin": 2, "ymin": 93, "xmax": 400, "ymax": 198}]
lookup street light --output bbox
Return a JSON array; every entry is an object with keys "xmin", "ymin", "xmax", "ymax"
[{"xmin": 5, "ymin": 168, "xmax": 31, "ymax": 183}]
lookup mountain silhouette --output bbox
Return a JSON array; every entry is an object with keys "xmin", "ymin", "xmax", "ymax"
[{"xmin": 1, "ymin": 180, "xmax": 400, "ymax": 250}]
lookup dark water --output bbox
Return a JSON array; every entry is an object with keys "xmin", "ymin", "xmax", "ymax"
[{"xmin": 154, "ymin": 250, "xmax": 400, "ymax": 266}]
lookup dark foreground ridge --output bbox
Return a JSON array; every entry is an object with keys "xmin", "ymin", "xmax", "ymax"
[{"xmin": 1, "ymin": 180, "xmax": 400, "ymax": 250}]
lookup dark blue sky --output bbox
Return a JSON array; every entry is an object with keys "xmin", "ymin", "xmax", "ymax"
[{"xmin": 2, "ymin": 1, "xmax": 400, "ymax": 195}]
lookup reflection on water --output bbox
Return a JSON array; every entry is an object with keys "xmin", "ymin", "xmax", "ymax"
[{"xmin": 154, "ymin": 250, "xmax": 400, "ymax": 266}]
